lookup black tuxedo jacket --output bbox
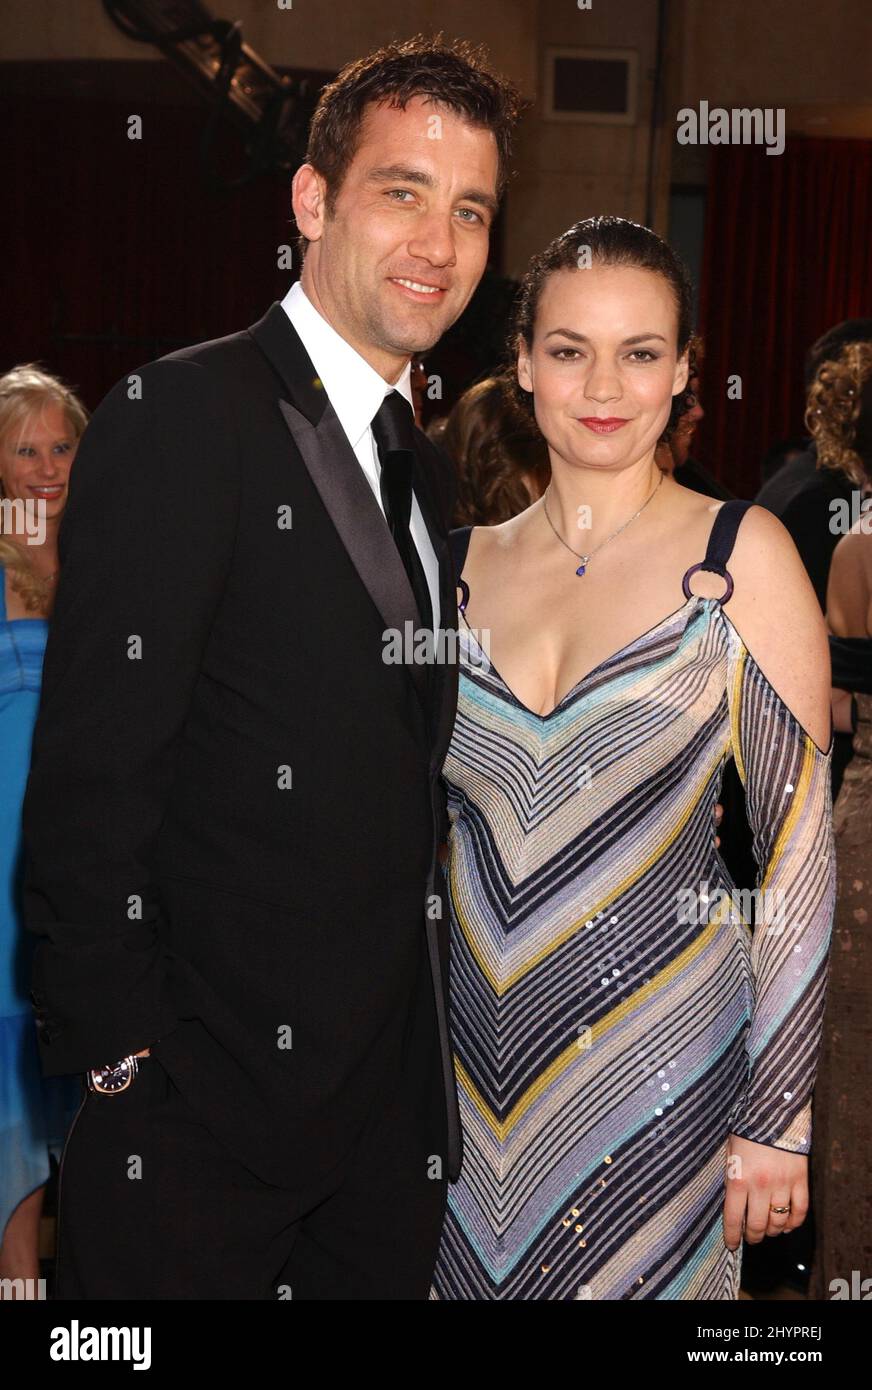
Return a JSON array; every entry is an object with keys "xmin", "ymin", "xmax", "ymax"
[{"xmin": 22, "ymin": 301, "xmax": 463, "ymax": 1193}]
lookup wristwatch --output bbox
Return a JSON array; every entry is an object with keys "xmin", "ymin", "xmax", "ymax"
[{"xmin": 87, "ymin": 1054, "xmax": 146, "ymax": 1094}]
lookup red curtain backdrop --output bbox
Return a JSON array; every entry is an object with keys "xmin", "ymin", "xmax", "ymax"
[
  {"xmin": 0, "ymin": 60, "xmax": 508, "ymax": 420},
  {"xmin": 0, "ymin": 79, "xmax": 311, "ymax": 413},
  {"xmin": 696, "ymin": 135, "xmax": 872, "ymax": 497}
]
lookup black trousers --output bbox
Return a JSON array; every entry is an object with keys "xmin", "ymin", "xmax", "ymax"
[{"xmin": 55, "ymin": 1056, "xmax": 448, "ymax": 1300}]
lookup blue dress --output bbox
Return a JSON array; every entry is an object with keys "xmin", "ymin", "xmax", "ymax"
[{"xmin": 0, "ymin": 564, "xmax": 80, "ymax": 1245}]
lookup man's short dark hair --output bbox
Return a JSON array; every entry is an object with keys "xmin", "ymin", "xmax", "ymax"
[{"xmin": 295, "ymin": 33, "xmax": 523, "ymax": 261}]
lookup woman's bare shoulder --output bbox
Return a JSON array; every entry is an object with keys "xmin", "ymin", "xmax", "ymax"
[
  {"xmin": 720, "ymin": 504, "xmax": 832, "ymax": 750},
  {"xmin": 467, "ymin": 500, "xmax": 542, "ymax": 560},
  {"xmin": 659, "ymin": 478, "xmax": 729, "ymax": 540},
  {"xmin": 727, "ymin": 503, "xmax": 818, "ymax": 605}
]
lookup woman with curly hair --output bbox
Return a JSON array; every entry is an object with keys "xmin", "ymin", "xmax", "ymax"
[
  {"xmin": 0, "ymin": 364, "xmax": 86, "ymax": 1295},
  {"xmin": 806, "ymin": 341, "xmax": 872, "ymax": 1300},
  {"xmin": 431, "ymin": 216, "xmax": 836, "ymax": 1300}
]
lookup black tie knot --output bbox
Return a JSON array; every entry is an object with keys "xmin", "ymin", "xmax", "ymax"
[{"xmin": 371, "ymin": 390, "xmax": 416, "ymax": 457}]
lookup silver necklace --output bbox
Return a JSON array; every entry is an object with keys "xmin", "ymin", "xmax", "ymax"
[{"xmin": 543, "ymin": 468, "xmax": 664, "ymax": 576}]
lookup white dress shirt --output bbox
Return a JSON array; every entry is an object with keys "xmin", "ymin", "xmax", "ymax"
[{"xmin": 280, "ymin": 280, "xmax": 440, "ymax": 633}]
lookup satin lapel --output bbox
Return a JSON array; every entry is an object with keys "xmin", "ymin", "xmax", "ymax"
[
  {"xmin": 277, "ymin": 396, "xmax": 430, "ymax": 714},
  {"xmin": 248, "ymin": 300, "xmax": 447, "ymax": 733}
]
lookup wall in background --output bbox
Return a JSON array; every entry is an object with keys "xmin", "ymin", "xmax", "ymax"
[
  {"xmin": 499, "ymin": 0, "xmax": 664, "ymax": 278},
  {"xmin": 679, "ymin": 0, "xmax": 872, "ymax": 109},
  {"xmin": 0, "ymin": 0, "xmax": 536, "ymax": 91}
]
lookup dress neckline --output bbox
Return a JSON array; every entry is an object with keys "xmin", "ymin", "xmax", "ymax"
[
  {"xmin": 458, "ymin": 592, "xmax": 835, "ymax": 755},
  {"xmin": 459, "ymin": 592, "xmax": 713, "ymax": 720}
]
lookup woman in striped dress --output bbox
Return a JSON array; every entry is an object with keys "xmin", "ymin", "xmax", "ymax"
[{"xmin": 430, "ymin": 217, "xmax": 836, "ymax": 1300}]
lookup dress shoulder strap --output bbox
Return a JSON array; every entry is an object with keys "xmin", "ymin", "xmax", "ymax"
[
  {"xmin": 449, "ymin": 526, "xmax": 474, "ymax": 615},
  {"xmin": 681, "ymin": 499, "xmax": 755, "ymax": 603},
  {"xmin": 449, "ymin": 525, "xmax": 473, "ymax": 576}
]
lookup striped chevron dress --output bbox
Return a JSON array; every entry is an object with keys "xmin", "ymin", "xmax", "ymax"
[{"xmin": 430, "ymin": 499, "xmax": 836, "ymax": 1300}]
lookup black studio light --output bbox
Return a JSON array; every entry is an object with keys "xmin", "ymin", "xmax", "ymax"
[{"xmin": 102, "ymin": 0, "xmax": 318, "ymax": 188}]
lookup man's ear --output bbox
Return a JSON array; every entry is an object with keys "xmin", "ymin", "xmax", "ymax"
[{"xmin": 292, "ymin": 164, "xmax": 327, "ymax": 244}]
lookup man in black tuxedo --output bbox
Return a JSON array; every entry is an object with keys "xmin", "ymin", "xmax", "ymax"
[{"xmin": 22, "ymin": 37, "xmax": 520, "ymax": 1299}]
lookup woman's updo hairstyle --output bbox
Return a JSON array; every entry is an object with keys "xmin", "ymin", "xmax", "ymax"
[
  {"xmin": 506, "ymin": 215, "xmax": 697, "ymax": 443},
  {"xmin": 805, "ymin": 341, "xmax": 872, "ymax": 489}
]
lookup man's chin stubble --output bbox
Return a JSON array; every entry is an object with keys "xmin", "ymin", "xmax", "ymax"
[{"xmin": 373, "ymin": 319, "xmax": 448, "ymax": 361}]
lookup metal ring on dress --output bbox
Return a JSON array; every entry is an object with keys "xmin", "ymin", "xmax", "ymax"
[
  {"xmin": 681, "ymin": 561, "xmax": 734, "ymax": 604},
  {"xmin": 457, "ymin": 577, "xmax": 470, "ymax": 615}
]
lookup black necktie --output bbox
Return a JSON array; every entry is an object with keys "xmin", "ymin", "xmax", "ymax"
[{"xmin": 371, "ymin": 391, "xmax": 434, "ymax": 635}]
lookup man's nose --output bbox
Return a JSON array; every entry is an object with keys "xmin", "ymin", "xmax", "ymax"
[{"xmin": 406, "ymin": 210, "xmax": 458, "ymax": 267}]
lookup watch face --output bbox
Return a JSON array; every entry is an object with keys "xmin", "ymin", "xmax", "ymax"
[{"xmin": 88, "ymin": 1056, "xmax": 137, "ymax": 1094}]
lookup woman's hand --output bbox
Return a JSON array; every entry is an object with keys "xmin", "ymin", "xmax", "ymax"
[{"xmin": 722, "ymin": 1134, "xmax": 809, "ymax": 1250}]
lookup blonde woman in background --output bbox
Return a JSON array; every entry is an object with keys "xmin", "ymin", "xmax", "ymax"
[{"xmin": 0, "ymin": 364, "xmax": 85, "ymax": 1296}]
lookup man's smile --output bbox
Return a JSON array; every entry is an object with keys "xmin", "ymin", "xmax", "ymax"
[{"xmin": 387, "ymin": 276, "xmax": 448, "ymax": 302}]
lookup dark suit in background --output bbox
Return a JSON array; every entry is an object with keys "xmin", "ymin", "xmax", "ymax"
[{"xmin": 755, "ymin": 443, "xmax": 856, "ymax": 798}]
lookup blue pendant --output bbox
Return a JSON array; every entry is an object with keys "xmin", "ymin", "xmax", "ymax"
[{"xmin": 576, "ymin": 563, "xmax": 587, "ymax": 577}]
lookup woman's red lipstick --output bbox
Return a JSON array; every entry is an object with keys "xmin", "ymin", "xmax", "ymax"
[{"xmin": 578, "ymin": 417, "xmax": 630, "ymax": 434}]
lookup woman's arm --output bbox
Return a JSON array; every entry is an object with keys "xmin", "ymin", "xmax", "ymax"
[
  {"xmin": 724, "ymin": 505, "xmax": 833, "ymax": 755},
  {"xmin": 721, "ymin": 505, "xmax": 836, "ymax": 1149},
  {"xmin": 716, "ymin": 507, "xmax": 837, "ymax": 1246}
]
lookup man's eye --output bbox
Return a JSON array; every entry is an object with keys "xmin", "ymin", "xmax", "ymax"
[
  {"xmin": 387, "ymin": 189, "xmax": 415, "ymax": 202},
  {"xmin": 456, "ymin": 207, "xmax": 483, "ymax": 224}
]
